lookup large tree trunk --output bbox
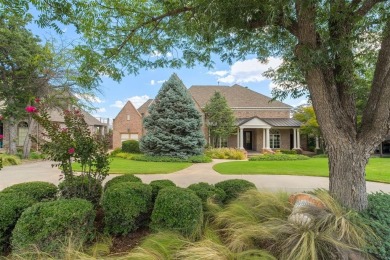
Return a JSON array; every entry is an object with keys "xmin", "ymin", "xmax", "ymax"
[
  {"xmin": 8, "ymin": 117, "xmax": 17, "ymax": 155},
  {"xmin": 327, "ymin": 143, "xmax": 369, "ymax": 211}
]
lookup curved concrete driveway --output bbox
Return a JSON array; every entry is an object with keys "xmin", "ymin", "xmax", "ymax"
[{"xmin": 1, "ymin": 159, "xmax": 390, "ymax": 193}]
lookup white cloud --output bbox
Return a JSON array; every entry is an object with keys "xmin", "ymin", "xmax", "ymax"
[
  {"xmin": 74, "ymin": 93, "xmax": 104, "ymax": 104},
  {"xmin": 110, "ymin": 100, "xmax": 125, "ymax": 108},
  {"xmin": 207, "ymin": 70, "xmax": 229, "ymax": 77},
  {"xmin": 128, "ymin": 95, "xmax": 150, "ymax": 108},
  {"xmin": 211, "ymin": 58, "xmax": 283, "ymax": 84},
  {"xmin": 110, "ymin": 95, "xmax": 150, "ymax": 109},
  {"xmin": 150, "ymin": 80, "xmax": 156, "ymax": 85}
]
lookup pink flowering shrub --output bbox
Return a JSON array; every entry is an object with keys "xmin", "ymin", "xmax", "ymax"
[{"xmin": 29, "ymin": 99, "xmax": 110, "ymax": 185}]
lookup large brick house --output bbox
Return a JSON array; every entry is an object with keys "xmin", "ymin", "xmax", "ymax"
[
  {"xmin": 113, "ymin": 84, "xmax": 306, "ymax": 152},
  {"xmin": 0, "ymin": 107, "xmax": 109, "ymax": 151}
]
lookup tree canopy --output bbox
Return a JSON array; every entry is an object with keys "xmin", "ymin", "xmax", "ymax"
[
  {"xmin": 204, "ymin": 91, "xmax": 236, "ymax": 148},
  {"xmin": 6, "ymin": 0, "xmax": 390, "ymax": 210}
]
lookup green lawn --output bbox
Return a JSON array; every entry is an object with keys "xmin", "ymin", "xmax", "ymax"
[
  {"xmin": 73, "ymin": 157, "xmax": 192, "ymax": 174},
  {"xmin": 213, "ymin": 158, "xmax": 390, "ymax": 183}
]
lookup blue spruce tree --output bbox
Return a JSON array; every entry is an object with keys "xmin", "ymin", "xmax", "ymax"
[{"xmin": 140, "ymin": 73, "xmax": 205, "ymax": 158}]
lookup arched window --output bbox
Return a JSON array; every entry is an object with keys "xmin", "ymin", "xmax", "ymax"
[
  {"xmin": 270, "ymin": 129, "xmax": 281, "ymax": 149},
  {"xmin": 17, "ymin": 121, "xmax": 29, "ymax": 146}
]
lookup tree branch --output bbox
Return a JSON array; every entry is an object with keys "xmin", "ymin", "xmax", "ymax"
[{"xmin": 355, "ymin": 0, "xmax": 385, "ymax": 17}]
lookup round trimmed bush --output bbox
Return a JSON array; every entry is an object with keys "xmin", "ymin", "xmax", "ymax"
[
  {"xmin": 188, "ymin": 182, "xmax": 226, "ymax": 204},
  {"xmin": 149, "ymin": 179, "xmax": 176, "ymax": 201},
  {"xmin": 11, "ymin": 198, "xmax": 95, "ymax": 255},
  {"xmin": 122, "ymin": 140, "xmax": 141, "ymax": 153},
  {"xmin": 0, "ymin": 193, "xmax": 36, "ymax": 253},
  {"xmin": 2, "ymin": 182, "xmax": 57, "ymax": 201},
  {"xmin": 102, "ymin": 182, "xmax": 152, "ymax": 235},
  {"xmin": 58, "ymin": 176, "xmax": 103, "ymax": 206},
  {"xmin": 215, "ymin": 179, "xmax": 256, "ymax": 203},
  {"xmin": 104, "ymin": 174, "xmax": 142, "ymax": 191},
  {"xmin": 151, "ymin": 187, "xmax": 203, "ymax": 239}
]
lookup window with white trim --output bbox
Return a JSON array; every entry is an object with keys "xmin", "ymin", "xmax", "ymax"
[{"xmin": 270, "ymin": 129, "xmax": 281, "ymax": 149}]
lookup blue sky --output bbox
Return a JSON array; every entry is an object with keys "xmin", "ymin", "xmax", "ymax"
[{"xmin": 27, "ymin": 17, "xmax": 307, "ymax": 123}]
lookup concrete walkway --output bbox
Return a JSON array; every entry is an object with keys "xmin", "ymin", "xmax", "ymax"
[{"xmin": 1, "ymin": 159, "xmax": 390, "ymax": 193}]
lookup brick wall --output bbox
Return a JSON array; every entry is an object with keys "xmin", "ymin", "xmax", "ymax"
[
  {"xmin": 112, "ymin": 102, "xmax": 143, "ymax": 149},
  {"xmin": 233, "ymin": 109, "xmax": 290, "ymax": 118}
]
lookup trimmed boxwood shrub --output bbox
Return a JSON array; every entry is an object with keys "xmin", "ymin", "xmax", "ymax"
[
  {"xmin": 58, "ymin": 176, "xmax": 103, "ymax": 206},
  {"xmin": 0, "ymin": 193, "xmax": 36, "ymax": 253},
  {"xmin": 122, "ymin": 140, "xmax": 141, "ymax": 153},
  {"xmin": 151, "ymin": 187, "xmax": 203, "ymax": 239},
  {"xmin": 11, "ymin": 199, "xmax": 95, "ymax": 255},
  {"xmin": 1, "ymin": 182, "xmax": 57, "ymax": 201},
  {"xmin": 280, "ymin": 149, "xmax": 297, "ymax": 154},
  {"xmin": 188, "ymin": 182, "xmax": 226, "ymax": 204},
  {"xmin": 361, "ymin": 192, "xmax": 390, "ymax": 259},
  {"xmin": 102, "ymin": 182, "xmax": 152, "ymax": 235},
  {"xmin": 215, "ymin": 179, "xmax": 256, "ymax": 203},
  {"xmin": 149, "ymin": 179, "xmax": 176, "ymax": 201},
  {"xmin": 104, "ymin": 174, "xmax": 142, "ymax": 191}
]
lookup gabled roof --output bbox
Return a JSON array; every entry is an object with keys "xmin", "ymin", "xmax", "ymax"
[
  {"xmin": 114, "ymin": 101, "xmax": 142, "ymax": 120},
  {"xmin": 237, "ymin": 117, "xmax": 301, "ymax": 127},
  {"xmin": 48, "ymin": 108, "xmax": 107, "ymax": 126},
  {"xmin": 137, "ymin": 99, "xmax": 154, "ymax": 114},
  {"xmin": 188, "ymin": 84, "xmax": 292, "ymax": 109}
]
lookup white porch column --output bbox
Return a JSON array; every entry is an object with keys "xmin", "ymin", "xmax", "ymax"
[
  {"xmin": 239, "ymin": 127, "xmax": 244, "ymax": 149},
  {"xmin": 236, "ymin": 128, "xmax": 240, "ymax": 149},
  {"xmin": 297, "ymin": 129, "xmax": 301, "ymax": 149},
  {"xmin": 262, "ymin": 128, "xmax": 266, "ymax": 149},
  {"xmin": 315, "ymin": 136, "xmax": 320, "ymax": 150},
  {"xmin": 293, "ymin": 128, "xmax": 297, "ymax": 149},
  {"xmin": 265, "ymin": 128, "xmax": 270, "ymax": 149}
]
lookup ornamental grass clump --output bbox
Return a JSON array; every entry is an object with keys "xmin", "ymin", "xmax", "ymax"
[
  {"xmin": 214, "ymin": 189, "xmax": 374, "ymax": 260},
  {"xmin": 205, "ymin": 147, "xmax": 246, "ymax": 160}
]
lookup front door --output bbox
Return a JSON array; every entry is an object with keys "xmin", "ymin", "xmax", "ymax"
[{"xmin": 244, "ymin": 131, "xmax": 252, "ymax": 150}]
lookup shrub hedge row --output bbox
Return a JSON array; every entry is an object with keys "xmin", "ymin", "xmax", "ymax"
[
  {"xmin": 249, "ymin": 153, "xmax": 310, "ymax": 161},
  {"xmin": 58, "ymin": 176, "xmax": 103, "ymax": 206}
]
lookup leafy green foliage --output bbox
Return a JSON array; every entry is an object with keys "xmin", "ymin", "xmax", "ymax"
[
  {"xmin": 149, "ymin": 179, "xmax": 176, "ymax": 202},
  {"xmin": 361, "ymin": 192, "xmax": 390, "ymax": 260},
  {"xmin": 215, "ymin": 179, "xmax": 256, "ymax": 203},
  {"xmin": 121, "ymin": 140, "xmax": 141, "ymax": 154},
  {"xmin": 11, "ymin": 199, "xmax": 95, "ymax": 255},
  {"xmin": 249, "ymin": 153, "xmax": 310, "ymax": 161},
  {"xmin": 103, "ymin": 174, "xmax": 142, "ymax": 191},
  {"xmin": 140, "ymin": 74, "xmax": 205, "ymax": 158},
  {"xmin": 280, "ymin": 149, "xmax": 297, "ymax": 154},
  {"xmin": 102, "ymin": 182, "xmax": 152, "ymax": 235},
  {"xmin": 204, "ymin": 91, "xmax": 237, "ymax": 147},
  {"xmin": 0, "ymin": 193, "xmax": 35, "ymax": 253},
  {"xmin": 110, "ymin": 147, "xmax": 122, "ymax": 156},
  {"xmin": 293, "ymin": 106, "xmax": 320, "ymax": 137},
  {"xmin": 28, "ymin": 151, "xmax": 45, "ymax": 159},
  {"xmin": 1, "ymin": 182, "xmax": 57, "ymax": 202},
  {"xmin": 151, "ymin": 187, "xmax": 203, "ymax": 240},
  {"xmin": 205, "ymin": 148, "xmax": 246, "ymax": 160},
  {"xmin": 0, "ymin": 154, "xmax": 21, "ymax": 166},
  {"xmin": 58, "ymin": 175, "xmax": 103, "ymax": 207},
  {"xmin": 188, "ymin": 182, "xmax": 226, "ymax": 205}
]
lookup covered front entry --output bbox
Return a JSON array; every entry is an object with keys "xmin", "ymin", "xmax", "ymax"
[{"xmin": 236, "ymin": 117, "xmax": 302, "ymax": 152}]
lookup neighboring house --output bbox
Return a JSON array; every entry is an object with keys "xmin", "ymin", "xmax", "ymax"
[
  {"xmin": 113, "ymin": 84, "xmax": 305, "ymax": 152},
  {"xmin": 112, "ymin": 101, "xmax": 143, "ymax": 149},
  {"xmin": 0, "ymin": 107, "xmax": 109, "ymax": 151}
]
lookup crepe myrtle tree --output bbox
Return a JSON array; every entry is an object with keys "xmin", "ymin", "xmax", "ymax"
[
  {"xmin": 14, "ymin": 0, "xmax": 390, "ymax": 210},
  {"xmin": 140, "ymin": 74, "xmax": 205, "ymax": 158}
]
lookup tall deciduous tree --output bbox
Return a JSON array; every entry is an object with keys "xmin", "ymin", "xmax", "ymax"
[
  {"xmin": 14, "ymin": 0, "xmax": 390, "ymax": 210},
  {"xmin": 140, "ymin": 73, "xmax": 205, "ymax": 158},
  {"xmin": 204, "ymin": 91, "xmax": 236, "ymax": 148}
]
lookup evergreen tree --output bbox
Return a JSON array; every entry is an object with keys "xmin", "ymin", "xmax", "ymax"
[
  {"xmin": 204, "ymin": 92, "xmax": 236, "ymax": 148},
  {"xmin": 140, "ymin": 74, "xmax": 205, "ymax": 158}
]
